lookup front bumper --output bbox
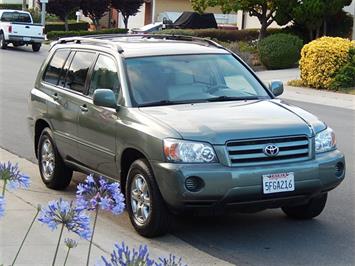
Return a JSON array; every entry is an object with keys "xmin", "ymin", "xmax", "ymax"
[{"xmin": 151, "ymin": 150, "xmax": 345, "ymax": 211}]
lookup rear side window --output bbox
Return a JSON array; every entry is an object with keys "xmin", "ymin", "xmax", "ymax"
[
  {"xmin": 43, "ymin": 49, "xmax": 70, "ymax": 85},
  {"xmin": 0, "ymin": 12, "xmax": 31, "ymax": 23},
  {"xmin": 65, "ymin": 51, "xmax": 96, "ymax": 93}
]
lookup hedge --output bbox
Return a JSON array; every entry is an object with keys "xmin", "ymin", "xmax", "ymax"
[
  {"xmin": 0, "ymin": 4, "xmax": 22, "ymax": 10},
  {"xmin": 159, "ymin": 28, "xmax": 283, "ymax": 42},
  {"xmin": 300, "ymin": 37, "xmax": 354, "ymax": 89},
  {"xmin": 47, "ymin": 28, "xmax": 129, "ymax": 40},
  {"xmin": 258, "ymin": 33, "xmax": 303, "ymax": 70},
  {"xmin": 45, "ymin": 21, "xmax": 89, "ymax": 33}
]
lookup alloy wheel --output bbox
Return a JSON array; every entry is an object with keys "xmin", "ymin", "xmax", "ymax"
[
  {"xmin": 130, "ymin": 174, "xmax": 151, "ymax": 225},
  {"xmin": 40, "ymin": 139, "xmax": 55, "ymax": 180}
]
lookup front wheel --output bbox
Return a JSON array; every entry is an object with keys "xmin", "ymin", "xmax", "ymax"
[
  {"xmin": 32, "ymin": 43, "xmax": 41, "ymax": 52},
  {"xmin": 282, "ymin": 193, "xmax": 328, "ymax": 219},
  {"xmin": 38, "ymin": 128, "xmax": 73, "ymax": 190},
  {"xmin": 126, "ymin": 159, "xmax": 171, "ymax": 237},
  {"xmin": 0, "ymin": 33, "xmax": 7, "ymax": 49}
]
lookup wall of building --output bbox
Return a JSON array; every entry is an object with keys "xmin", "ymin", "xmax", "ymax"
[{"xmin": 154, "ymin": 0, "xmax": 222, "ymax": 22}]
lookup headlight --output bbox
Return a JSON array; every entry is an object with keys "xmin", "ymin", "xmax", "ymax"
[
  {"xmin": 163, "ymin": 139, "xmax": 218, "ymax": 163},
  {"xmin": 315, "ymin": 128, "xmax": 336, "ymax": 153}
]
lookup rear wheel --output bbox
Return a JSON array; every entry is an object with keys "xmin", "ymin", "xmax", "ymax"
[
  {"xmin": 282, "ymin": 193, "xmax": 328, "ymax": 219},
  {"xmin": 0, "ymin": 33, "xmax": 7, "ymax": 49},
  {"xmin": 38, "ymin": 128, "xmax": 72, "ymax": 190},
  {"xmin": 32, "ymin": 43, "xmax": 41, "ymax": 52},
  {"xmin": 126, "ymin": 159, "xmax": 171, "ymax": 237}
]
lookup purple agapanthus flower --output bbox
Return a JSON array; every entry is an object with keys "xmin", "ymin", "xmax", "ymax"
[
  {"xmin": 158, "ymin": 254, "xmax": 187, "ymax": 266},
  {"xmin": 0, "ymin": 161, "xmax": 30, "ymax": 191},
  {"xmin": 64, "ymin": 238, "xmax": 78, "ymax": 249},
  {"xmin": 38, "ymin": 198, "xmax": 91, "ymax": 240},
  {"xmin": 101, "ymin": 242, "xmax": 154, "ymax": 266},
  {"xmin": 0, "ymin": 196, "xmax": 5, "ymax": 218},
  {"xmin": 76, "ymin": 175, "xmax": 125, "ymax": 215},
  {"xmin": 99, "ymin": 242, "xmax": 187, "ymax": 266}
]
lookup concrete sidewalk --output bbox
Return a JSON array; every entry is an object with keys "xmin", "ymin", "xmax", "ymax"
[
  {"xmin": 0, "ymin": 148, "xmax": 231, "ymax": 266},
  {"xmin": 256, "ymin": 68, "xmax": 355, "ymax": 110}
]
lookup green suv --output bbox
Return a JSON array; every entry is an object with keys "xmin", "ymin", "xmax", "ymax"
[{"xmin": 28, "ymin": 35, "xmax": 345, "ymax": 237}]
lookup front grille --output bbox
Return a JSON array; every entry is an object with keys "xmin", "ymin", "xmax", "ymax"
[{"xmin": 226, "ymin": 135, "xmax": 310, "ymax": 166}]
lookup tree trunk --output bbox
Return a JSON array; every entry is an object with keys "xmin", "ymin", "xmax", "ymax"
[
  {"xmin": 323, "ymin": 20, "xmax": 327, "ymax": 36},
  {"xmin": 123, "ymin": 16, "xmax": 128, "ymax": 30},
  {"xmin": 64, "ymin": 15, "xmax": 69, "ymax": 31},
  {"xmin": 22, "ymin": 0, "xmax": 26, "ymax": 10},
  {"xmin": 258, "ymin": 21, "xmax": 268, "ymax": 40},
  {"xmin": 309, "ymin": 29, "xmax": 314, "ymax": 41}
]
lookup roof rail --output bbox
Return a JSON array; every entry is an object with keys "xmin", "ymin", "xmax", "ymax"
[
  {"xmin": 52, "ymin": 36, "xmax": 124, "ymax": 53},
  {"xmin": 50, "ymin": 34, "xmax": 224, "ymax": 53},
  {"xmin": 77, "ymin": 33, "xmax": 224, "ymax": 49}
]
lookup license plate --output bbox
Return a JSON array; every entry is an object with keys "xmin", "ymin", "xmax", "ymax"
[
  {"xmin": 23, "ymin": 37, "xmax": 31, "ymax": 41},
  {"xmin": 262, "ymin": 172, "xmax": 295, "ymax": 194}
]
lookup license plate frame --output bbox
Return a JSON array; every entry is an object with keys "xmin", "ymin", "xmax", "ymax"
[
  {"xmin": 23, "ymin": 37, "xmax": 31, "ymax": 42},
  {"xmin": 262, "ymin": 172, "xmax": 295, "ymax": 194}
]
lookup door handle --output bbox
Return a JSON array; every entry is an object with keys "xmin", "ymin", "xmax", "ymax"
[
  {"xmin": 53, "ymin": 93, "xmax": 59, "ymax": 101},
  {"xmin": 80, "ymin": 104, "xmax": 88, "ymax": 112}
]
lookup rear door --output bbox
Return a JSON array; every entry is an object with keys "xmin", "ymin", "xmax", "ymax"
[
  {"xmin": 77, "ymin": 53, "xmax": 120, "ymax": 177},
  {"xmin": 43, "ymin": 49, "xmax": 79, "ymax": 161},
  {"xmin": 45, "ymin": 49, "xmax": 97, "ymax": 162}
]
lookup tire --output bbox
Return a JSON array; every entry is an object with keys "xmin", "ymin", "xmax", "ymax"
[
  {"xmin": 32, "ymin": 43, "xmax": 41, "ymax": 52},
  {"xmin": 282, "ymin": 193, "xmax": 328, "ymax": 219},
  {"xmin": 126, "ymin": 159, "xmax": 171, "ymax": 237},
  {"xmin": 0, "ymin": 33, "xmax": 7, "ymax": 49},
  {"xmin": 37, "ymin": 128, "xmax": 73, "ymax": 190}
]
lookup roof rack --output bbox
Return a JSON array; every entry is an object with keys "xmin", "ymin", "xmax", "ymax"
[
  {"xmin": 94, "ymin": 33, "xmax": 224, "ymax": 49},
  {"xmin": 51, "ymin": 34, "xmax": 224, "ymax": 53},
  {"xmin": 52, "ymin": 36, "xmax": 124, "ymax": 53}
]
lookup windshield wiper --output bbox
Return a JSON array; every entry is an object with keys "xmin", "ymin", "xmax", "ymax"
[
  {"xmin": 138, "ymin": 100, "xmax": 192, "ymax": 107},
  {"xmin": 206, "ymin": 96, "xmax": 260, "ymax": 102}
]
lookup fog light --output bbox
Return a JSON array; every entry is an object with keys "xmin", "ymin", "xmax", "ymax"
[
  {"xmin": 185, "ymin": 176, "xmax": 204, "ymax": 192},
  {"xmin": 335, "ymin": 162, "xmax": 344, "ymax": 177}
]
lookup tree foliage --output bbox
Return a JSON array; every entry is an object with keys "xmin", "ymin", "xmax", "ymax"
[
  {"xmin": 46, "ymin": 0, "xmax": 81, "ymax": 31},
  {"xmin": 80, "ymin": 0, "xmax": 110, "ymax": 29},
  {"xmin": 190, "ymin": 0, "xmax": 295, "ymax": 39},
  {"xmin": 190, "ymin": 0, "xmax": 352, "ymax": 40},
  {"xmin": 111, "ymin": 0, "xmax": 144, "ymax": 29}
]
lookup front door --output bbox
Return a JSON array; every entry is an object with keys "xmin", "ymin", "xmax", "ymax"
[{"xmin": 77, "ymin": 54, "xmax": 120, "ymax": 177}]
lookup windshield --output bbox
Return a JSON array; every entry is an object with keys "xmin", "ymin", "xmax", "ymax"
[
  {"xmin": 126, "ymin": 54, "xmax": 270, "ymax": 107},
  {"xmin": 1, "ymin": 12, "xmax": 32, "ymax": 23}
]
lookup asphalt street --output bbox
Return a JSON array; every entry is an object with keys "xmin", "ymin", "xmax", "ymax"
[{"xmin": 0, "ymin": 45, "xmax": 354, "ymax": 266}]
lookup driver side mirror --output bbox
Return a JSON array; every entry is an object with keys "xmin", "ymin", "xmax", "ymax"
[
  {"xmin": 93, "ymin": 89, "xmax": 118, "ymax": 109},
  {"xmin": 269, "ymin": 80, "xmax": 284, "ymax": 97}
]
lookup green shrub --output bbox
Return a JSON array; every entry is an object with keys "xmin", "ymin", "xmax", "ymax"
[
  {"xmin": 331, "ymin": 48, "xmax": 355, "ymax": 90},
  {"xmin": 159, "ymin": 28, "xmax": 284, "ymax": 42},
  {"xmin": 45, "ymin": 21, "xmax": 89, "ymax": 33},
  {"xmin": 0, "ymin": 4, "xmax": 22, "ymax": 10},
  {"xmin": 47, "ymin": 28, "xmax": 129, "ymax": 40},
  {"xmin": 258, "ymin": 33, "xmax": 303, "ymax": 70}
]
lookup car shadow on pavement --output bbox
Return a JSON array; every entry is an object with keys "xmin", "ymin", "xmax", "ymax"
[{"xmin": 171, "ymin": 211, "xmax": 354, "ymax": 266}]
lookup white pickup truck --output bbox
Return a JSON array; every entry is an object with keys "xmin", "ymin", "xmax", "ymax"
[{"xmin": 0, "ymin": 9, "xmax": 44, "ymax": 52}]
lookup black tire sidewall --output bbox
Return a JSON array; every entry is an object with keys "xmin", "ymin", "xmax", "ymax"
[
  {"xmin": 37, "ymin": 128, "xmax": 72, "ymax": 190},
  {"xmin": 0, "ymin": 33, "xmax": 7, "ymax": 49},
  {"xmin": 125, "ymin": 159, "xmax": 170, "ymax": 237},
  {"xmin": 32, "ymin": 43, "xmax": 41, "ymax": 52}
]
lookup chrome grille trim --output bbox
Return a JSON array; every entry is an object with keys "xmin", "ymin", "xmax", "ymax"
[{"xmin": 226, "ymin": 135, "xmax": 310, "ymax": 166}]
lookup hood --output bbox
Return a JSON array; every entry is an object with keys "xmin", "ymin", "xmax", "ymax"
[{"xmin": 140, "ymin": 100, "xmax": 319, "ymax": 145}]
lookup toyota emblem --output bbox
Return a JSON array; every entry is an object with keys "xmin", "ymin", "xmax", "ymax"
[{"xmin": 264, "ymin": 144, "xmax": 280, "ymax": 157}]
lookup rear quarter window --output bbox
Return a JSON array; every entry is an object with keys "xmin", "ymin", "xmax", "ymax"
[{"xmin": 43, "ymin": 49, "xmax": 70, "ymax": 85}]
